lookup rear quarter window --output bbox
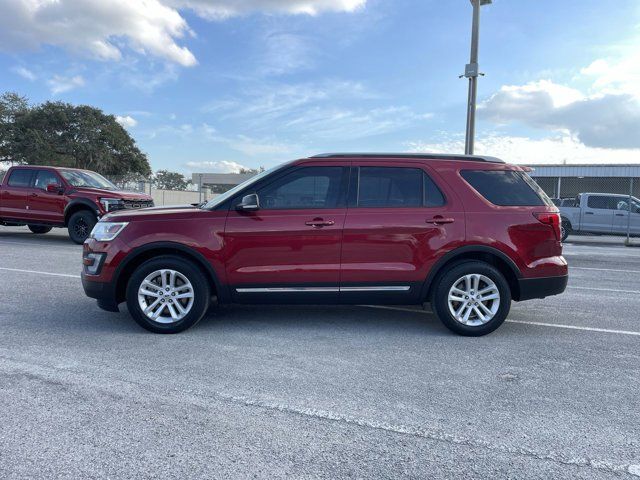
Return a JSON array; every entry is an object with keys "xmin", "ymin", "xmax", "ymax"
[{"xmin": 461, "ymin": 170, "xmax": 553, "ymax": 207}]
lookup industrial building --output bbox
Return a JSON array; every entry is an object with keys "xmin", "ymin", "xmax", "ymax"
[{"xmin": 193, "ymin": 163, "xmax": 640, "ymax": 200}]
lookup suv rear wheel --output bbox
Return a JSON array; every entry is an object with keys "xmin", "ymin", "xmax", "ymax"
[
  {"xmin": 28, "ymin": 225, "xmax": 52, "ymax": 234},
  {"xmin": 432, "ymin": 261, "xmax": 511, "ymax": 336},
  {"xmin": 68, "ymin": 210, "xmax": 97, "ymax": 244},
  {"xmin": 126, "ymin": 256, "xmax": 211, "ymax": 334}
]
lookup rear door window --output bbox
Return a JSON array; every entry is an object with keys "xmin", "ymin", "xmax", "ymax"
[
  {"xmin": 357, "ymin": 167, "xmax": 422, "ymax": 207},
  {"xmin": 587, "ymin": 196, "xmax": 618, "ymax": 210},
  {"xmin": 461, "ymin": 170, "xmax": 552, "ymax": 207},
  {"xmin": 7, "ymin": 169, "xmax": 34, "ymax": 188}
]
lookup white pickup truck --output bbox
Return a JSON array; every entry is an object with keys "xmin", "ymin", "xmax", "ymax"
[{"xmin": 558, "ymin": 192, "xmax": 640, "ymax": 241}]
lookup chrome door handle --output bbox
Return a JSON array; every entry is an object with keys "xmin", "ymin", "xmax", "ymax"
[
  {"xmin": 615, "ymin": 213, "xmax": 625, "ymax": 217},
  {"xmin": 427, "ymin": 216, "xmax": 454, "ymax": 225},
  {"xmin": 30, "ymin": 193, "xmax": 38, "ymax": 197},
  {"xmin": 305, "ymin": 219, "xmax": 335, "ymax": 227},
  {"xmin": 584, "ymin": 212, "xmax": 594, "ymax": 215}
]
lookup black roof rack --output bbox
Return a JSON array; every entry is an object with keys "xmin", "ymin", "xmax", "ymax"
[{"xmin": 310, "ymin": 153, "xmax": 505, "ymax": 163}]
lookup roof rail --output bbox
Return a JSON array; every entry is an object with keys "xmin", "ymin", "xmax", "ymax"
[{"xmin": 310, "ymin": 153, "xmax": 505, "ymax": 163}]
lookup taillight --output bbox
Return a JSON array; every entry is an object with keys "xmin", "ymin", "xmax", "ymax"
[{"xmin": 534, "ymin": 212, "xmax": 561, "ymax": 240}]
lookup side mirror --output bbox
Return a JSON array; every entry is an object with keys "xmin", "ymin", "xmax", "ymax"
[
  {"xmin": 236, "ymin": 193, "xmax": 260, "ymax": 212},
  {"xmin": 46, "ymin": 184, "xmax": 63, "ymax": 194}
]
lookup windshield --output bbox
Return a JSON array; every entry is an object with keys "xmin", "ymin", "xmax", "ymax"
[
  {"xmin": 60, "ymin": 170, "xmax": 118, "ymax": 190},
  {"xmin": 201, "ymin": 163, "xmax": 289, "ymax": 209}
]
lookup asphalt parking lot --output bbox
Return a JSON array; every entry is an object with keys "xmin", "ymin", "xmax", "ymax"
[{"xmin": 0, "ymin": 226, "xmax": 639, "ymax": 479}]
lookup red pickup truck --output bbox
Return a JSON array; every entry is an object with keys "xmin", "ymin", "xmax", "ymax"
[{"xmin": 0, "ymin": 165, "xmax": 154, "ymax": 243}]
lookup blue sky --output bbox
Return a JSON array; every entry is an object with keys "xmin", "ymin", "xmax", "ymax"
[{"xmin": 1, "ymin": 0, "xmax": 639, "ymax": 173}]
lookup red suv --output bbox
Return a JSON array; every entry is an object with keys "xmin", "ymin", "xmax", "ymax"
[
  {"xmin": 82, "ymin": 154, "xmax": 568, "ymax": 336},
  {"xmin": 0, "ymin": 165, "xmax": 154, "ymax": 243}
]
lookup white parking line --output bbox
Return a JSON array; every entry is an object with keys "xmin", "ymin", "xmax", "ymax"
[
  {"xmin": 569, "ymin": 286, "xmax": 640, "ymax": 294},
  {"xmin": 571, "ymin": 266, "xmax": 640, "ymax": 274},
  {"xmin": 363, "ymin": 305, "xmax": 640, "ymax": 337},
  {"xmin": 0, "ymin": 239, "xmax": 79, "ymax": 250},
  {"xmin": 0, "ymin": 267, "xmax": 80, "ymax": 279}
]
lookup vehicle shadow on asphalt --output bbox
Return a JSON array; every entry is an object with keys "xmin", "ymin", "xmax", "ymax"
[{"xmin": 73, "ymin": 303, "xmax": 452, "ymax": 337}]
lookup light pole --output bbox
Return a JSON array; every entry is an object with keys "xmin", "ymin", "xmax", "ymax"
[{"xmin": 464, "ymin": 0, "xmax": 491, "ymax": 155}]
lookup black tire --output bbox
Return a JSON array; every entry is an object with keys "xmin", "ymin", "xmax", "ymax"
[
  {"xmin": 431, "ymin": 261, "xmax": 511, "ymax": 336},
  {"xmin": 28, "ymin": 225, "xmax": 52, "ymax": 234},
  {"xmin": 67, "ymin": 210, "xmax": 97, "ymax": 244},
  {"xmin": 126, "ymin": 256, "xmax": 210, "ymax": 334},
  {"xmin": 560, "ymin": 219, "xmax": 571, "ymax": 242}
]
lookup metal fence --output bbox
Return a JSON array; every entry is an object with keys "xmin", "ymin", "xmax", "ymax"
[
  {"xmin": 105, "ymin": 176, "xmax": 215, "ymax": 206},
  {"xmin": 531, "ymin": 175, "xmax": 639, "ymax": 246}
]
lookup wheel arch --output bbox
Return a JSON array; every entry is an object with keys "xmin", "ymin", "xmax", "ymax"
[
  {"xmin": 113, "ymin": 242, "xmax": 226, "ymax": 305},
  {"xmin": 422, "ymin": 245, "xmax": 522, "ymax": 302},
  {"xmin": 64, "ymin": 199, "xmax": 99, "ymax": 226}
]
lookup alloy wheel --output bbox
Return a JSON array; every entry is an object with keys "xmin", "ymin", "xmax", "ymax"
[
  {"xmin": 447, "ymin": 274, "xmax": 500, "ymax": 326},
  {"xmin": 137, "ymin": 269, "xmax": 195, "ymax": 324}
]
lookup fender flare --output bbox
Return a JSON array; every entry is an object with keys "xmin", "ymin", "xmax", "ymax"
[
  {"xmin": 64, "ymin": 198, "xmax": 100, "ymax": 224},
  {"xmin": 420, "ymin": 245, "xmax": 522, "ymax": 300}
]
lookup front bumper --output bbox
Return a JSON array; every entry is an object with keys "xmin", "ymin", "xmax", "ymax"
[
  {"xmin": 516, "ymin": 274, "xmax": 568, "ymax": 301},
  {"xmin": 82, "ymin": 273, "xmax": 120, "ymax": 312}
]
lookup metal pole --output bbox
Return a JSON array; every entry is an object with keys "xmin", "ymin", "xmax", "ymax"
[
  {"xmin": 464, "ymin": 0, "xmax": 482, "ymax": 155},
  {"xmin": 627, "ymin": 178, "xmax": 634, "ymax": 244},
  {"xmin": 198, "ymin": 174, "xmax": 203, "ymax": 203},
  {"xmin": 557, "ymin": 177, "xmax": 562, "ymax": 198}
]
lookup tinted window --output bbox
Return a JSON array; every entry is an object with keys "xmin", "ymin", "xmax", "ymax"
[
  {"xmin": 461, "ymin": 170, "xmax": 551, "ymax": 207},
  {"xmin": 34, "ymin": 170, "xmax": 61, "ymax": 190},
  {"xmin": 358, "ymin": 167, "xmax": 422, "ymax": 207},
  {"xmin": 587, "ymin": 196, "xmax": 618, "ymax": 210},
  {"xmin": 423, "ymin": 172, "xmax": 446, "ymax": 207},
  {"xmin": 258, "ymin": 166, "xmax": 345, "ymax": 209},
  {"xmin": 7, "ymin": 169, "xmax": 33, "ymax": 187}
]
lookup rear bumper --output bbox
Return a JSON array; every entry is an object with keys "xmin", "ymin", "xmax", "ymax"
[
  {"xmin": 82, "ymin": 273, "xmax": 119, "ymax": 312},
  {"xmin": 516, "ymin": 275, "xmax": 568, "ymax": 301}
]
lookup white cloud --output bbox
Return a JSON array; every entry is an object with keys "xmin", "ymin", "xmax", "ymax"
[
  {"xmin": 47, "ymin": 74, "xmax": 85, "ymax": 94},
  {"xmin": 116, "ymin": 115, "xmax": 138, "ymax": 128},
  {"xmin": 481, "ymin": 80, "xmax": 640, "ymax": 149},
  {"xmin": 184, "ymin": 160, "xmax": 250, "ymax": 173},
  {"xmin": 12, "ymin": 66, "xmax": 36, "ymax": 81},
  {"xmin": 407, "ymin": 133, "xmax": 640, "ymax": 165},
  {"xmin": 0, "ymin": 0, "xmax": 365, "ymax": 67},
  {"xmin": 208, "ymin": 80, "xmax": 431, "ymax": 140},
  {"xmin": 167, "ymin": 0, "xmax": 365, "ymax": 19}
]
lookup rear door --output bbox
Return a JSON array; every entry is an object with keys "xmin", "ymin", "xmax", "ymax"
[
  {"xmin": 224, "ymin": 164, "xmax": 349, "ymax": 302},
  {"xmin": 0, "ymin": 168, "xmax": 35, "ymax": 220},
  {"xmin": 27, "ymin": 169, "xmax": 66, "ymax": 224},
  {"xmin": 582, "ymin": 195, "xmax": 616, "ymax": 233},
  {"xmin": 340, "ymin": 162, "xmax": 464, "ymax": 303}
]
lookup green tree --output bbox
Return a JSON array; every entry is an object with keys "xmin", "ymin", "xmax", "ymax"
[
  {"xmin": 153, "ymin": 170, "xmax": 191, "ymax": 191},
  {"xmin": 239, "ymin": 167, "xmax": 265, "ymax": 174},
  {"xmin": 0, "ymin": 92, "xmax": 29, "ymax": 163},
  {"xmin": 0, "ymin": 93, "xmax": 151, "ymax": 177}
]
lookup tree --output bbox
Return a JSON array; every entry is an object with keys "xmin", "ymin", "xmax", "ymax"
[
  {"xmin": 153, "ymin": 170, "xmax": 191, "ymax": 191},
  {"xmin": 239, "ymin": 167, "xmax": 265, "ymax": 175},
  {"xmin": 0, "ymin": 93, "xmax": 151, "ymax": 177},
  {"xmin": 0, "ymin": 92, "xmax": 29, "ymax": 163}
]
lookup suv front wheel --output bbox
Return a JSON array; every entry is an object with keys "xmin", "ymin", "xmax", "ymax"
[
  {"xmin": 432, "ymin": 261, "xmax": 511, "ymax": 336},
  {"xmin": 126, "ymin": 256, "xmax": 211, "ymax": 333}
]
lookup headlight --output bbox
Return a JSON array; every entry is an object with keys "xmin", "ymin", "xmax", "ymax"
[
  {"xmin": 99, "ymin": 197, "xmax": 125, "ymax": 212},
  {"xmin": 90, "ymin": 222, "xmax": 128, "ymax": 241}
]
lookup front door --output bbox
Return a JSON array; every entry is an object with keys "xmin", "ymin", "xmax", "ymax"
[
  {"xmin": 613, "ymin": 196, "xmax": 640, "ymax": 235},
  {"xmin": 224, "ymin": 164, "xmax": 349, "ymax": 303},
  {"xmin": 340, "ymin": 163, "xmax": 465, "ymax": 303}
]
